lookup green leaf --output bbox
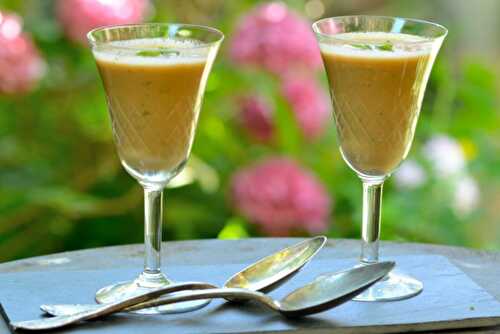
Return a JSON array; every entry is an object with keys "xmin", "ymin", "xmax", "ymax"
[
  {"xmin": 136, "ymin": 50, "xmax": 162, "ymax": 57},
  {"xmin": 28, "ymin": 187, "xmax": 101, "ymax": 215},
  {"xmin": 136, "ymin": 49, "xmax": 180, "ymax": 57},
  {"xmin": 274, "ymin": 94, "xmax": 303, "ymax": 155},
  {"xmin": 350, "ymin": 43, "xmax": 372, "ymax": 50},
  {"xmin": 376, "ymin": 41, "xmax": 394, "ymax": 52},
  {"xmin": 218, "ymin": 217, "xmax": 249, "ymax": 240},
  {"xmin": 350, "ymin": 42, "xmax": 394, "ymax": 52},
  {"xmin": 160, "ymin": 50, "xmax": 180, "ymax": 56}
]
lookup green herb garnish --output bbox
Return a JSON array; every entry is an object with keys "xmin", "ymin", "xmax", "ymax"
[
  {"xmin": 136, "ymin": 50, "xmax": 162, "ymax": 57},
  {"xmin": 351, "ymin": 43, "xmax": 373, "ymax": 50},
  {"xmin": 375, "ymin": 41, "xmax": 394, "ymax": 52},
  {"xmin": 159, "ymin": 50, "xmax": 180, "ymax": 56},
  {"xmin": 136, "ymin": 49, "xmax": 180, "ymax": 57},
  {"xmin": 350, "ymin": 41, "xmax": 394, "ymax": 52}
]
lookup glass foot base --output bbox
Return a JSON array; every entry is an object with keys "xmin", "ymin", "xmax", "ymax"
[
  {"xmin": 95, "ymin": 272, "xmax": 210, "ymax": 314},
  {"xmin": 353, "ymin": 270, "xmax": 423, "ymax": 302}
]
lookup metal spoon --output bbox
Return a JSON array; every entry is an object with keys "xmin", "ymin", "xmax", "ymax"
[
  {"xmin": 11, "ymin": 282, "xmax": 216, "ymax": 331},
  {"xmin": 12, "ymin": 262, "xmax": 395, "ymax": 331},
  {"xmin": 42, "ymin": 236, "xmax": 327, "ymax": 316}
]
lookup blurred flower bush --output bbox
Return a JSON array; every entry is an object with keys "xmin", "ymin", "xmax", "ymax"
[
  {"xmin": 230, "ymin": 1, "xmax": 321, "ymax": 75},
  {"xmin": 231, "ymin": 157, "xmax": 331, "ymax": 236},
  {"xmin": 0, "ymin": 0, "xmax": 498, "ymax": 262},
  {"xmin": 0, "ymin": 11, "xmax": 45, "ymax": 94}
]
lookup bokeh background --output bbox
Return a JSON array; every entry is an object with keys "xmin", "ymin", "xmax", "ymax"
[{"xmin": 0, "ymin": 0, "xmax": 498, "ymax": 262}]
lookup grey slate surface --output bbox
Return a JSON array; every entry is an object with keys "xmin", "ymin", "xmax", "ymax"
[{"xmin": 1, "ymin": 255, "xmax": 500, "ymax": 333}]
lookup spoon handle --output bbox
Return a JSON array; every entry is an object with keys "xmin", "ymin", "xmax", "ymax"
[
  {"xmin": 12, "ymin": 281, "xmax": 216, "ymax": 331},
  {"xmin": 41, "ymin": 287, "xmax": 278, "ymax": 318},
  {"xmin": 127, "ymin": 288, "xmax": 279, "ymax": 312}
]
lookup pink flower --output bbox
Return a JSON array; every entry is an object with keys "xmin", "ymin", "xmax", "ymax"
[
  {"xmin": 230, "ymin": 2, "xmax": 322, "ymax": 75},
  {"xmin": 0, "ymin": 11, "xmax": 45, "ymax": 95},
  {"xmin": 231, "ymin": 158, "xmax": 331, "ymax": 236},
  {"xmin": 281, "ymin": 76, "xmax": 331, "ymax": 139},
  {"xmin": 56, "ymin": 0, "xmax": 149, "ymax": 43},
  {"xmin": 238, "ymin": 96, "xmax": 274, "ymax": 142}
]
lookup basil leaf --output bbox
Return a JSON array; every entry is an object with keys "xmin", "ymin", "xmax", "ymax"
[
  {"xmin": 376, "ymin": 42, "xmax": 394, "ymax": 52},
  {"xmin": 136, "ymin": 50, "xmax": 161, "ymax": 57},
  {"xmin": 136, "ymin": 49, "xmax": 180, "ymax": 57},
  {"xmin": 160, "ymin": 50, "xmax": 180, "ymax": 56},
  {"xmin": 351, "ymin": 43, "xmax": 373, "ymax": 50}
]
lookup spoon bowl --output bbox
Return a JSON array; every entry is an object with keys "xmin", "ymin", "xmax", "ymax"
[
  {"xmin": 279, "ymin": 262, "xmax": 395, "ymax": 316},
  {"xmin": 224, "ymin": 236, "xmax": 327, "ymax": 297}
]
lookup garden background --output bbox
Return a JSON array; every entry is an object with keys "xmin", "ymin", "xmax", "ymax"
[{"xmin": 0, "ymin": 0, "xmax": 498, "ymax": 262}]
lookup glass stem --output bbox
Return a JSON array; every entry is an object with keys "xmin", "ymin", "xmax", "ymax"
[
  {"xmin": 360, "ymin": 179, "xmax": 384, "ymax": 264},
  {"xmin": 143, "ymin": 185, "xmax": 164, "ymax": 276}
]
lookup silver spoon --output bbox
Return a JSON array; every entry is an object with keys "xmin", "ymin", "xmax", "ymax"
[
  {"xmin": 11, "ymin": 282, "xmax": 216, "ymax": 331},
  {"xmin": 12, "ymin": 262, "xmax": 395, "ymax": 331},
  {"xmin": 43, "ymin": 236, "xmax": 327, "ymax": 316}
]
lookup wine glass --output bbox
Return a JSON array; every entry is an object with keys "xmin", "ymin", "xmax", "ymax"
[
  {"xmin": 313, "ymin": 16, "xmax": 447, "ymax": 301},
  {"xmin": 87, "ymin": 23, "xmax": 223, "ymax": 313}
]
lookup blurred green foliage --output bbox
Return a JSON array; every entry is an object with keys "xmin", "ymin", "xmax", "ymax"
[{"xmin": 0, "ymin": 0, "xmax": 498, "ymax": 262}]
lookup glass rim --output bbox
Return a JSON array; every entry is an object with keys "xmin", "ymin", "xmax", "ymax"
[
  {"xmin": 87, "ymin": 22, "xmax": 224, "ymax": 50},
  {"xmin": 312, "ymin": 15, "xmax": 448, "ymax": 44}
]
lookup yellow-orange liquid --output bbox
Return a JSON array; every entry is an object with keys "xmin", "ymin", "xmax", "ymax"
[
  {"xmin": 320, "ymin": 32, "xmax": 435, "ymax": 177},
  {"xmin": 94, "ymin": 38, "xmax": 210, "ymax": 182}
]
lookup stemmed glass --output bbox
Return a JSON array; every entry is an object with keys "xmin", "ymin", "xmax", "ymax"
[
  {"xmin": 313, "ymin": 16, "xmax": 447, "ymax": 301},
  {"xmin": 87, "ymin": 23, "xmax": 223, "ymax": 313}
]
